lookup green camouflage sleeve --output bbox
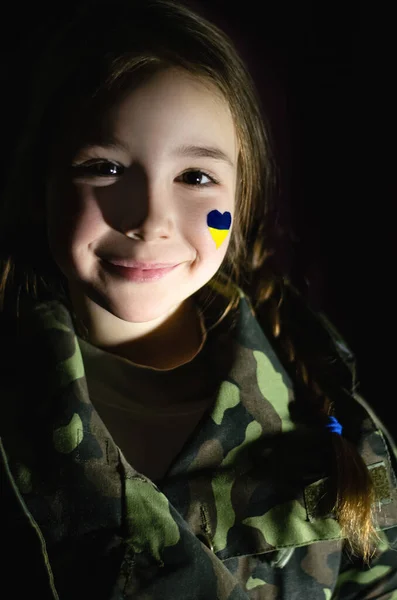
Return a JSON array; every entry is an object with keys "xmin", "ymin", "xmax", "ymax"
[
  {"xmin": 333, "ymin": 527, "xmax": 397, "ymax": 599},
  {"xmin": 334, "ymin": 392, "xmax": 397, "ymax": 599},
  {"xmin": 332, "ymin": 391, "xmax": 397, "ymax": 599}
]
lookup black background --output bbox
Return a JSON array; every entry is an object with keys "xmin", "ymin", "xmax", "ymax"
[{"xmin": 0, "ymin": 1, "xmax": 395, "ymax": 434}]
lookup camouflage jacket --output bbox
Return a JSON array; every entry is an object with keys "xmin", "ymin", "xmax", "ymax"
[{"xmin": 1, "ymin": 278, "xmax": 397, "ymax": 599}]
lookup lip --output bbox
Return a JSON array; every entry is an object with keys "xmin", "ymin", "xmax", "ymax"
[
  {"xmin": 102, "ymin": 260, "xmax": 180, "ymax": 283},
  {"xmin": 105, "ymin": 259, "xmax": 178, "ymax": 269}
]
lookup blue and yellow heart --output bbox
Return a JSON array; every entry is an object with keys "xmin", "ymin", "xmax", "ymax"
[{"xmin": 207, "ymin": 210, "xmax": 232, "ymax": 249}]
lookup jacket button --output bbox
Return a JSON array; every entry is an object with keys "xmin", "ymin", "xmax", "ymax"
[{"xmin": 197, "ymin": 533, "xmax": 214, "ymax": 552}]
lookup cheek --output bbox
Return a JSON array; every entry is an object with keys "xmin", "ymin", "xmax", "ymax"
[
  {"xmin": 46, "ymin": 184, "xmax": 104, "ymax": 263},
  {"xmin": 185, "ymin": 207, "xmax": 233, "ymax": 265}
]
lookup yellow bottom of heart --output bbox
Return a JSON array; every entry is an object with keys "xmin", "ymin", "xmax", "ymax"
[{"xmin": 208, "ymin": 227, "xmax": 229, "ymax": 249}]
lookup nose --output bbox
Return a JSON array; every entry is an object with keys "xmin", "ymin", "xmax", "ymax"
[
  {"xmin": 123, "ymin": 207, "xmax": 173, "ymax": 241},
  {"xmin": 116, "ymin": 171, "xmax": 175, "ymax": 241}
]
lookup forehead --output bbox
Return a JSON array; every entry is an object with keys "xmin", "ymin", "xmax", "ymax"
[{"xmin": 101, "ymin": 68, "xmax": 239, "ymax": 162}]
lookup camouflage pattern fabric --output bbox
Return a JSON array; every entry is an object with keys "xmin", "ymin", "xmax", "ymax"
[{"xmin": 1, "ymin": 278, "xmax": 397, "ymax": 599}]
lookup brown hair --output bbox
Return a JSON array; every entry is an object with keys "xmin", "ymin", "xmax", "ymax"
[{"xmin": 0, "ymin": 0, "xmax": 377, "ymax": 560}]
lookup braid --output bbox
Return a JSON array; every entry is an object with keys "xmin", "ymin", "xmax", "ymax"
[{"xmin": 244, "ymin": 255, "xmax": 378, "ymax": 562}]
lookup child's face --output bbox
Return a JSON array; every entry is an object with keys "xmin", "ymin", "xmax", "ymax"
[{"xmin": 46, "ymin": 68, "xmax": 238, "ymax": 327}]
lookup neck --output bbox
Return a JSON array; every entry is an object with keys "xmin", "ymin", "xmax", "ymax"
[{"xmin": 110, "ymin": 300, "xmax": 205, "ymax": 370}]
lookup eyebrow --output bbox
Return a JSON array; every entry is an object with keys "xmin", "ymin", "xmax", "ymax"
[
  {"xmin": 170, "ymin": 144, "xmax": 235, "ymax": 168},
  {"xmin": 81, "ymin": 138, "xmax": 235, "ymax": 168}
]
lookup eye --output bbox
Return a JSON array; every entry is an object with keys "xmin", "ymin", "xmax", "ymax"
[
  {"xmin": 70, "ymin": 160, "xmax": 125, "ymax": 179},
  {"xmin": 70, "ymin": 161, "xmax": 219, "ymax": 188},
  {"xmin": 178, "ymin": 169, "xmax": 219, "ymax": 187}
]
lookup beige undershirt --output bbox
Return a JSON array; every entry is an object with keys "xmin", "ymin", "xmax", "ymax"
[{"xmin": 78, "ymin": 306, "xmax": 218, "ymax": 482}]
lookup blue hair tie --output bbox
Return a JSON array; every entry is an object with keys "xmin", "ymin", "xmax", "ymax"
[{"xmin": 325, "ymin": 416, "xmax": 343, "ymax": 435}]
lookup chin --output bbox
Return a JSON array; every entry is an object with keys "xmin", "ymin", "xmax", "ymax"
[
  {"xmin": 104, "ymin": 296, "xmax": 181, "ymax": 325},
  {"xmin": 111, "ymin": 308, "xmax": 172, "ymax": 324}
]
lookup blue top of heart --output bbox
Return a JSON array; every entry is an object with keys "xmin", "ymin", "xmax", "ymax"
[{"xmin": 207, "ymin": 210, "xmax": 232, "ymax": 230}]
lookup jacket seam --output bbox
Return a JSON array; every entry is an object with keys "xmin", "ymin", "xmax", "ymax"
[{"xmin": 0, "ymin": 437, "xmax": 60, "ymax": 599}]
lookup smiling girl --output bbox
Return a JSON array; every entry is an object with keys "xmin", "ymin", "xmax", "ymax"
[{"xmin": 1, "ymin": 1, "xmax": 396, "ymax": 599}]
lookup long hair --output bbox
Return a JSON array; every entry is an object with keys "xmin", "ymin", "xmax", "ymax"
[{"xmin": 0, "ymin": 0, "xmax": 377, "ymax": 560}]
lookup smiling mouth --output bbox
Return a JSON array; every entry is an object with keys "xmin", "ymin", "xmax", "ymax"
[
  {"xmin": 106, "ymin": 258, "xmax": 179, "ymax": 269},
  {"xmin": 102, "ymin": 260, "xmax": 180, "ymax": 283}
]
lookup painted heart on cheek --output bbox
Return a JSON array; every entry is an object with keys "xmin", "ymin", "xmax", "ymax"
[{"xmin": 207, "ymin": 210, "xmax": 232, "ymax": 249}]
